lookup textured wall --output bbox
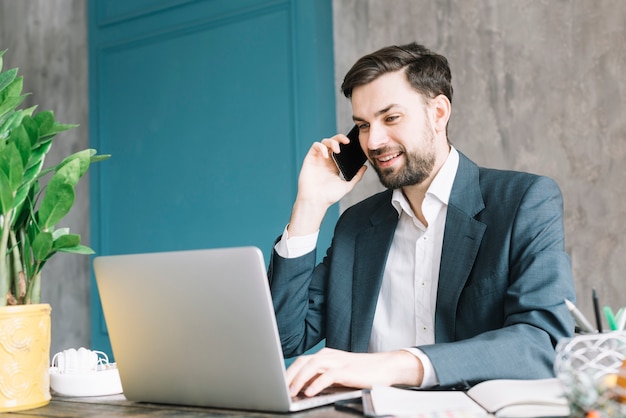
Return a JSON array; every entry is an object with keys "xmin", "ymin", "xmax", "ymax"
[
  {"xmin": 0, "ymin": 0, "xmax": 90, "ymax": 356},
  {"xmin": 333, "ymin": 0, "xmax": 626, "ymax": 324}
]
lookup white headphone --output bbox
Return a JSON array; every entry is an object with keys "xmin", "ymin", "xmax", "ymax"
[{"xmin": 51, "ymin": 348, "xmax": 110, "ymax": 374}]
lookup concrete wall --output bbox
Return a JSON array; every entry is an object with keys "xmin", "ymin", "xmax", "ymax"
[
  {"xmin": 333, "ymin": 0, "xmax": 626, "ymax": 323},
  {"xmin": 0, "ymin": 0, "xmax": 89, "ymax": 356},
  {"xmin": 1, "ymin": 0, "xmax": 624, "ymax": 353}
]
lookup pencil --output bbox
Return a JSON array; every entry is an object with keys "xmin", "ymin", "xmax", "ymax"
[{"xmin": 592, "ymin": 288, "xmax": 603, "ymax": 333}]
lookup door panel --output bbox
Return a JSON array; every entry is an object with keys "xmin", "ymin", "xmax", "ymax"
[{"xmin": 89, "ymin": 0, "xmax": 337, "ymax": 357}]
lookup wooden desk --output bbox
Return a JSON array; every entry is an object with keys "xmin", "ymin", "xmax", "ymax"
[{"xmin": 7, "ymin": 395, "xmax": 357, "ymax": 417}]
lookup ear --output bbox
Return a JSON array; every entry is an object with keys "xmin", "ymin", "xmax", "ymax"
[{"xmin": 430, "ymin": 94, "xmax": 451, "ymax": 134}]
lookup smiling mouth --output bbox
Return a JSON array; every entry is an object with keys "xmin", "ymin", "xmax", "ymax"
[{"xmin": 378, "ymin": 152, "xmax": 401, "ymax": 163}]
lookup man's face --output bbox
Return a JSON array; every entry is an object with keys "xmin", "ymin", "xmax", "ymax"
[{"xmin": 351, "ymin": 70, "xmax": 437, "ymax": 189}]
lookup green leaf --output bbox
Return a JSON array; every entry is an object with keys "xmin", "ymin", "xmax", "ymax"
[
  {"xmin": 22, "ymin": 105, "xmax": 37, "ymax": 117},
  {"xmin": 52, "ymin": 227, "xmax": 70, "ymax": 240},
  {"xmin": 0, "ymin": 110, "xmax": 21, "ymax": 135},
  {"xmin": 25, "ymin": 215, "xmax": 39, "ymax": 251},
  {"xmin": 0, "ymin": 111, "xmax": 13, "ymax": 135},
  {"xmin": 21, "ymin": 114, "xmax": 39, "ymax": 146},
  {"xmin": 91, "ymin": 153, "xmax": 112, "ymax": 163},
  {"xmin": 0, "ymin": 68, "xmax": 17, "ymax": 95},
  {"xmin": 8, "ymin": 124, "xmax": 31, "ymax": 166},
  {"xmin": 56, "ymin": 244, "xmax": 94, "ymax": 255},
  {"xmin": 16, "ymin": 158, "xmax": 44, "ymax": 208},
  {"xmin": 26, "ymin": 139, "xmax": 51, "ymax": 172},
  {"xmin": 37, "ymin": 182, "xmax": 75, "ymax": 229},
  {"xmin": 45, "ymin": 122, "xmax": 78, "ymax": 137},
  {"xmin": 18, "ymin": 226, "xmax": 34, "ymax": 278},
  {"xmin": 0, "ymin": 94, "xmax": 27, "ymax": 120},
  {"xmin": 0, "ymin": 107, "xmax": 36, "ymax": 139},
  {"xmin": 6, "ymin": 75, "xmax": 22, "ymax": 97},
  {"xmin": 52, "ymin": 233, "xmax": 80, "ymax": 250},
  {"xmin": 29, "ymin": 109, "xmax": 76, "ymax": 143},
  {"xmin": 32, "ymin": 231, "xmax": 53, "ymax": 262},
  {"xmin": 33, "ymin": 111, "xmax": 54, "ymax": 138},
  {"xmin": 0, "ymin": 142, "xmax": 24, "ymax": 192},
  {"xmin": 0, "ymin": 76, "xmax": 23, "ymax": 104},
  {"xmin": 12, "ymin": 183, "xmax": 37, "ymax": 232},
  {"xmin": 57, "ymin": 149, "xmax": 91, "ymax": 179},
  {"xmin": 52, "ymin": 156, "xmax": 81, "ymax": 187},
  {"xmin": 0, "ymin": 168, "xmax": 14, "ymax": 215}
]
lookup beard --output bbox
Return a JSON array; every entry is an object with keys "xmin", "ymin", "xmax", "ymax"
[{"xmin": 370, "ymin": 130, "xmax": 436, "ymax": 189}]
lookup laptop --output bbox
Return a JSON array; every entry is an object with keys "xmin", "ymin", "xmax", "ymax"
[{"xmin": 93, "ymin": 246, "xmax": 361, "ymax": 412}]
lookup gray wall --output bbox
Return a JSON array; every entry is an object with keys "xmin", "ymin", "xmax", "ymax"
[
  {"xmin": 334, "ymin": 0, "xmax": 626, "ymax": 323},
  {"xmin": 0, "ymin": 0, "xmax": 89, "ymax": 356},
  {"xmin": 1, "ymin": 0, "xmax": 624, "ymax": 353}
]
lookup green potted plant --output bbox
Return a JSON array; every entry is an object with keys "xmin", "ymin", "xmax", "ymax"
[{"xmin": 0, "ymin": 49, "xmax": 109, "ymax": 411}]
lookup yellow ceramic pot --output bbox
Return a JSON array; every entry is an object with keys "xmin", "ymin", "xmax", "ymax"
[{"xmin": 0, "ymin": 303, "xmax": 51, "ymax": 412}]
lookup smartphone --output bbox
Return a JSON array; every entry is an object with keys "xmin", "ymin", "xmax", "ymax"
[{"xmin": 331, "ymin": 125, "xmax": 367, "ymax": 181}]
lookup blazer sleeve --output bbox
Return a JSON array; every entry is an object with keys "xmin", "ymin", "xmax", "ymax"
[{"xmin": 267, "ymin": 242, "xmax": 328, "ymax": 358}]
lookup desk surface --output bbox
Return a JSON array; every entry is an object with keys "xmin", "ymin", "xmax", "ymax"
[{"xmin": 7, "ymin": 395, "xmax": 356, "ymax": 417}]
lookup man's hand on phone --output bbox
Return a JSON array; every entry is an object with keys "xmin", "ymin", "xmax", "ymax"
[{"xmin": 287, "ymin": 135, "xmax": 367, "ymax": 237}]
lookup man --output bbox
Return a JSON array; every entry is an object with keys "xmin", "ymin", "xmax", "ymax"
[{"xmin": 268, "ymin": 42, "xmax": 575, "ymax": 397}]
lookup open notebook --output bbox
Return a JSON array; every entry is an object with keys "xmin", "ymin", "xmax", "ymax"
[
  {"xmin": 362, "ymin": 378, "xmax": 570, "ymax": 417},
  {"xmin": 94, "ymin": 246, "xmax": 361, "ymax": 412}
]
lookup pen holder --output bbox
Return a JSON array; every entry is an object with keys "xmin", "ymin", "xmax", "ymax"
[{"xmin": 554, "ymin": 332, "xmax": 626, "ymax": 417}]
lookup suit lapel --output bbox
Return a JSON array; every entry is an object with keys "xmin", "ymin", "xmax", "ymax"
[
  {"xmin": 350, "ymin": 193, "xmax": 398, "ymax": 352},
  {"xmin": 435, "ymin": 152, "xmax": 486, "ymax": 342},
  {"xmin": 347, "ymin": 153, "xmax": 486, "ymax": 348}
]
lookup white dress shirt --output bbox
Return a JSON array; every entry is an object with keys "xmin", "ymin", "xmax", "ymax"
[{"xmin": 275, "ymin": 147, "xmax": 459, "ymax": 387}]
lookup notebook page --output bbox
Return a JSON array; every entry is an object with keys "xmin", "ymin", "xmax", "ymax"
[
  {"xmin": 366, "ymin": 385, "xmax": 487, "ymax": 417},
  {"xmin": 466, "ymin": 378, "xmax": 569, "ymax": 417}
]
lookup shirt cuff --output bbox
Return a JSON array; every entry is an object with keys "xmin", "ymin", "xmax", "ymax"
[
  {"xmin": 402, "ymin": 347, "xmax": 439, "ymax": 388},
  {"xmin": 274, "ymin": 225, "xmax": 318, "ymax": 258}
]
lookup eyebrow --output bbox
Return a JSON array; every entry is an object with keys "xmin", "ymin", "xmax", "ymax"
[{"xmin": 353, "ymin": 104, "xmax": 402, "ymax": 123}]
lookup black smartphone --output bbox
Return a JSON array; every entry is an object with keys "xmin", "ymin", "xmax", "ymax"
[{"xmin": 331, "ymin": 125, "xmax": 367, "ymax": 181}]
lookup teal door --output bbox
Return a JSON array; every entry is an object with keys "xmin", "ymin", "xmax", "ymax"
[{"xmin": 89, "ymin": 0, "xmax": 337, "ymax": 357}]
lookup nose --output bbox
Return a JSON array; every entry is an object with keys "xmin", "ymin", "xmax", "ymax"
[{"xmin": 365, "ymin": 124, "xmax": 388, "ymax": 151}]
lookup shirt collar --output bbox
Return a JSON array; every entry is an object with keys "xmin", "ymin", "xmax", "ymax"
[{"xmin": 391, "ymin": 146, "xmax": 460, "ymax": 217}]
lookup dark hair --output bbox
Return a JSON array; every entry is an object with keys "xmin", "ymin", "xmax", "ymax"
[{"xmin": 341, "ymin": 42, "xmax": 453, "ymax": 103}]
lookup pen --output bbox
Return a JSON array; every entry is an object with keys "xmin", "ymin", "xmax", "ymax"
[
  {"xmin": 592, "ymin": 288, "xmax": 603, "ymax": 333},
  {"xmin": 603, "ymin": 306, "xmax": 618, "ymax": 331},
  {"xmin": 564, "ymin": 299, "xmax": 596, "ymax": 333},
  {"xmin": 392, "ymin": 380, "xmax": 471, "ymax": 392}
]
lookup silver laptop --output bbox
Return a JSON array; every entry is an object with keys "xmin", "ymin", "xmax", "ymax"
[{"xmin": 93, "ymin": 246, "xmax": 361, "ymax": 412}]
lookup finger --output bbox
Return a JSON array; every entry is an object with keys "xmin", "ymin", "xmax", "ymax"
[
  {"xmin": 290, "ymin": 367, "xmax": 324, "ymax": 397},
  {"xmin": 336, "ymin": 133, "xmax": 351, "ymax": 144},
  {"xmin": 285, "ymin": 355, "xmax": 309, "ymax": 386},
  {"xmin": 286, "ymin": 356, "xmax": 321, "ymax": 397},
  {"xmin": 348, "ymin": 165, "xmax": 368, "ymax": 183},
  {"xmin": 310, "ymin": 141, "xmax": 331, "ymax": 159},
  {"xmin": 287, "ymin": 355, "xmax": 331, "ymax": 397},
  {"xmin": 303, "ymin": 369, "xmax": 339, "ymax": 397},
  {"xmin": 320, "ymin": 135, "xmax": 348, "ymax": 154}
]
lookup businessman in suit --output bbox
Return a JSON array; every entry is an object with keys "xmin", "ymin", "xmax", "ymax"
[{"xmin": 268, "ymin": 42, "xmax": 575, "ymax": 397}]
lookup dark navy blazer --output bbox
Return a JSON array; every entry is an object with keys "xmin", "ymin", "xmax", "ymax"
[{"xmin": 268, "ymin": 151, "xmax": 575, "ymax": 387}]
